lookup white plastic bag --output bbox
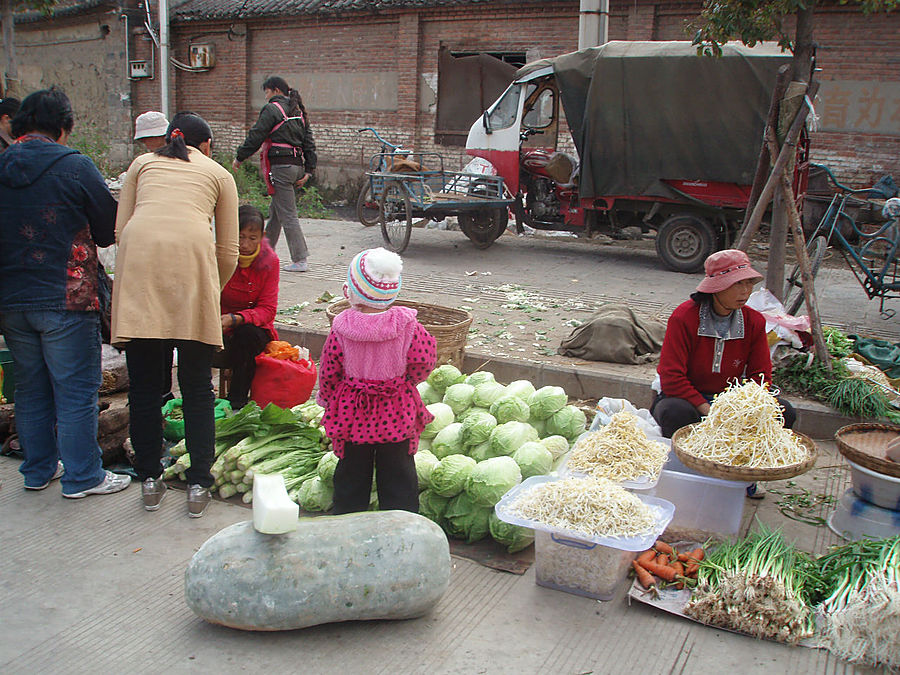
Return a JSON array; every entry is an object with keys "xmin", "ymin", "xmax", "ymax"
[{"xmin": 592, "ymin": 397, "xmax": 663, "ymax": 440}]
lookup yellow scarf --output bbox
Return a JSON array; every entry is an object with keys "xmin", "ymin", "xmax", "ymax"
[{"xmin": 238, "ymin": 244, "xmax": 260, "ymax": 268}]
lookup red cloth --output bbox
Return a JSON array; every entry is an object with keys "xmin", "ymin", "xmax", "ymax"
[
  {"xmin": 220, "ymin": 239, "xmax": 280, "ymax": 340},
  {"xmin": 657, "ymin": 300, "xmax": 772, "ymax": 408}
]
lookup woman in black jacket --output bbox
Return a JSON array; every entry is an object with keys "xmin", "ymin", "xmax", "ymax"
[{"xmin": 232, "ymin": 76, "xmax": 317, "ymax": 272}]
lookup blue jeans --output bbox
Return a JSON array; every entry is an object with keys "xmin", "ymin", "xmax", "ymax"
[{"xmin": 0, "ymin": 310, "xmax": 106, "ymax": 492}]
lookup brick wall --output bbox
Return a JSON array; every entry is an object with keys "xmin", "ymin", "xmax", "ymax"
[{"xmin": 121, "ymin": 0, "xmax": 900, "ymax": 190}]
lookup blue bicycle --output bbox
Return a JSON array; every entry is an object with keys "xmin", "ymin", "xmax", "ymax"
[
  {"xmin": 783, "ymin": 164, "xmax": 899, "ymax": 319},
  {"xmin": 355, "ymin": 128, "xmax": 409, "ymax": 227}
]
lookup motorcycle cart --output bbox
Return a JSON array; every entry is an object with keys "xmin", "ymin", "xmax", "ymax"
[{"xmin": 365, "ymin": 152, "xmax": 514, "ymax": 253}]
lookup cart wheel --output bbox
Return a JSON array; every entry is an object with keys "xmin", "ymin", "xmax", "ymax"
[
  {"xmin": 459, "ymin": 208, "xmax": 508, "ymax": 249},
  {"xmin": 783, "ymin": 236, "xmax": 827, "ymax": 315},
  {"xmin": 379, "ymin": 180, "xmax": 413, "ymax": 253},
  {"xmin": 356, "ymin": 183, "xmax": 380, "ymax": 227},
  {"xmin": 655, "ymin": 215, "xmax": 716, "ymax": 273}
]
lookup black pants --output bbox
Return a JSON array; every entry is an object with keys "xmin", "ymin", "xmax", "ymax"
[
  {"xmin": 220, "ymin": 324, "xmax": 270, "ymax": 409},
  {"xmin": 332, "ymin": 439, "xmax": 418, "ymax": 514},
  {"xmin": 650, "ymin": 393, "xmax": 797, "ymax": 439},
  {"xmin": 125, "ymin": 338, "xmax": 216, "ymax": 487}
]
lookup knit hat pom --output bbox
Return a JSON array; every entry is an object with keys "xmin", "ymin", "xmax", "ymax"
[{"xmin": 346, "ymin": 247, "xmax": 403, "ymax": 308}]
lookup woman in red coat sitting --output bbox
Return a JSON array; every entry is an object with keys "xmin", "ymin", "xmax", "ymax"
[
  {"xmin": 651, "ymin": 249, "xmax": 795, "ymax": 497},
  {"xmin": 220, "ymin": 205, "xmax": 280, "ymax": 409}
]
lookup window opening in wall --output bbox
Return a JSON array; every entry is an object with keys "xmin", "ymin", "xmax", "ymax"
[{"xmin": 435, "ymin": 47, "xmax": 520, "ymax": 146}]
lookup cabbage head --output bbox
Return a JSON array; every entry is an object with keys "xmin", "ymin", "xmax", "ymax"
[
  {"xmin": 546, "ymin": 405, "xmax": 588, "ymax": 440},
  {"xmin": 505, "ymin": 379, "xmax": 536, "ymax": 401},
  {"xmin": 297, "ymin": 476, "xmax": 334, "ymax": 512},
  {"xmin": 489, "ymin": 421, "xmax": 539, "ymax": 457},
  {"xmin": 530, "ymin": 417, "xmax": 547, "ymax": 438},
  {"xmin": 490, "ymin": 395, "xmax": 531, "ymax": 424},
  {"xmin": 465, "ymin": 456, "xmax": 522, "ymax": 507},
  {"xmin": 472, "ymin": 381, "xmax": 507, "ymax": 408},
  {"xmin": 430, "ymin": 454, "xmax": 477, "ymax": 497},
  {"xmin": 418, "ymin": 437, "xmax": 432, "ymax": 453},
  {"xmin": 512, "ymin": 441, "xmax": 553, "ymax": 479},
  {"xmin": 427, "ymin": 364, "xmax": 465, "ymax": 393},
  {"xmin": 414, "ymin": 449, "xmax": 440, "ymax": 490},
  {"xmin": 422, "ymin": 402, "xmax": 454, "ymax": 439},
  {"xmin": 457, "ymin": 406, "xmax": 490, "ymax": 423},
  {"xmin": 527, "ymin": 385, "xmax": 568, "ymax": 420},
  {"xmin": 316, "ymin": 451, "xmax": 339, "ymax": 487},
  {"xmin": 461, "ymin": 410, "xmax": 498, "ymax": 446},
  {"xmin": 465, "ymin": 371, "xmax": 496, "ymax": 387},
  {"xmin": 443, "ymin": 492, "xmax": 492, "ymax": 543},
  {"xmin": 468, "ymin": 441, "xmax": 493, "ymax": 462},
  {"xmin": 489, "ymin": 512, "xmax": 535, "ymax": 553},
  {"xmin": 416, "ymin": 381, "xmax": 442, "ymax": 406},
  {"xmin": 431, "ymin": 422, "xmax": 465, "ymax": 459},
  {"xmin": 442, "ymin": 383, "xmax": 475, "ymax": 416},
  {"xmin": 541, "ymin": 435, "xmax": 570, "ymax": 460},
  {"xmin": 418, "ymin": 488, "xmax": 451, "ymax": 525}
]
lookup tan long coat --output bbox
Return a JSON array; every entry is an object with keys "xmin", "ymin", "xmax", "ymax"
[{"xmin": 111, "ymin": 148, "xmax": 239, "ymax": 347}]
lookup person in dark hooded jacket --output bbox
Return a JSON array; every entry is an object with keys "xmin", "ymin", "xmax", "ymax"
[{"xmin": 0, "ymin": 87, "xmax": 131, "ymax": 499}]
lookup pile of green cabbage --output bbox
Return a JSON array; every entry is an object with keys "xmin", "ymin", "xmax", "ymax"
[{"xmin": 414, "ymin": 365, "xmax": 587, "ymax": 551}]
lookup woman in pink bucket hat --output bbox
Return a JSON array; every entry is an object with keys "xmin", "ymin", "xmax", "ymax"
[{"xmin": 651, "ymin": 249, "xmax": 796, "ymax": 498}]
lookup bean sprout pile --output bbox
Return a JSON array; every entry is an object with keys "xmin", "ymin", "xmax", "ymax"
[
  {"xmin": 679, "ymin": 380, "xmax": 807, "ymax": 468},
  {"xmin": 505, "ymin": 476, "xmax": 657, "ymax": 538},
  {"xmin": 567, "ymin": 411, "xmax": 669, "ymax": 482}
]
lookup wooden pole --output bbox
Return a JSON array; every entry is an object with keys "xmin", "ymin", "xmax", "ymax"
[
  {"xmin": 736, "ymin": 80, "xmax": 820, "ymax": 251},
  {"xmin": 760, "ymin": 96, "xmax": 831, "ymax": 369},
  {"xmin": 741, "ymin": 65, "xmax": 792, "ymax": 231}
]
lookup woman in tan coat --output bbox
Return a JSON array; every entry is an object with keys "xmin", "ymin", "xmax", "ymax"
[{"xmin": 112, "ymin": 112, "xmax": 239, "ymax": 518}]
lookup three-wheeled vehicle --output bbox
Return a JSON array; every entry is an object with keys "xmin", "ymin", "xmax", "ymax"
[{"xmin": 466, "ymin": 41, "xmax": 809, "ymax": 272}]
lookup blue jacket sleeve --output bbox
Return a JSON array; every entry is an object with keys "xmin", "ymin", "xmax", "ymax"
[{"xmin": 78, "ymin": 155, "xmax": 117, "ymax": 247}]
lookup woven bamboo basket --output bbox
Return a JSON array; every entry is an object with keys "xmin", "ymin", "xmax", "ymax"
[
  {"xmin": 835, "ymin": 422, "xmax": 900, "ymax": 479},
  {"xmin": 671, "ymin": 423, "xmax": 818, "ymax": 482},
  {"xmin": 325, "ymin": 299, "xmax": 473, "ymax": 369}
]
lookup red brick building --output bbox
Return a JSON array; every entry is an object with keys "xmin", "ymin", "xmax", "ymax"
[{"xmin": 8, "ymin": 0, "xmax": 900, "ymax": 190}]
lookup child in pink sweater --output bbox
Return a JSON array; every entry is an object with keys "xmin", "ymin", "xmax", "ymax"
[{"xmin": 316, "ymin": 247, "xmax": 436, "ymax": 514}]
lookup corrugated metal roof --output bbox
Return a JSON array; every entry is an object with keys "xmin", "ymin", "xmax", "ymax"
[{"xmin": 173, "ymin": 0, "xmax": 546, "ymax": 21}]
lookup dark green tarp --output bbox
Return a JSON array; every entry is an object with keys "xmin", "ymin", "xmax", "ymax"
[{"xmin": 521, "ymin": 41, "xmax": 793, "ymax": 200}]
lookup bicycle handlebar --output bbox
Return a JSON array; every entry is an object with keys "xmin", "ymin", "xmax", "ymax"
[
  {"xmin": 810, "ymin": 163, "xmax": 877, "ymax": 196},
  {"xmin": 356, "ymin": 127, "xmax": 402, "ymax": 150}
]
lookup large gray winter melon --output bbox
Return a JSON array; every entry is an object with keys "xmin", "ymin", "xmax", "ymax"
[{"xmin": 184, "ymin": 510, "xmax": 450, "ymax": 631}]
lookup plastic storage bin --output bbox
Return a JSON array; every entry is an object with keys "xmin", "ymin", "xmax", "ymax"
[
  {"xmin": 653, "ymin": 455, "xmax": 749, "ymax": 537},
  {"xmin": 534, "ymin": 531, "xmax": 637, "ymax": 601},
  {"xmin": 847, "ymin": 459, "xmax": 900, "ymax": 511}
]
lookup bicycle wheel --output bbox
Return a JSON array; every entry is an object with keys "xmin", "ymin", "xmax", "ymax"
[
  {"xmin": 379, "ymin": 180, "xmax": 413, "ymax": 253},
  {"xmin": 356, "ymin": 183, "xmax": 380, "ymax": 227},
  {"xmin": 783, "ymin": 236, "xmax": 827, "ymax": 315}
]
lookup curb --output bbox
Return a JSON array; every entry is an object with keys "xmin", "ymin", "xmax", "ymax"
[{"xmin": 276, "ymin": 323, "xmax": 862, "ymax": 440}]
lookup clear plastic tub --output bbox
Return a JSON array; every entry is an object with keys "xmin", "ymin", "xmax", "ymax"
[
  {"xmin": 494, "ymin": 475, "xmax": 675, "ymax": 551},
  {"xmin": 653, "ymin": 455, "xmax": 749, "ymax": 536},
  {"xmin": 534, "ymin": 531, "xmax": 637, "ymax": 601},
  {"xmin": 564, "ymin": 428, "xmax": 671, "ymax": 491}
]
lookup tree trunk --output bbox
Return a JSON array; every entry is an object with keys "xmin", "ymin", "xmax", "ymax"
[
  {"xmin": 0, "ymin": 0, "xmax": 19, "ymax": 97},
  {"xmin": 793, "ymin": 6, "xmax": 815, "ymax": 83}
]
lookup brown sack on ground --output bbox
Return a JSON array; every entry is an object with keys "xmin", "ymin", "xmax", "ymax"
[{"xmin": 557, "ymin": 303, "xmax": 666, "ymax": 364}]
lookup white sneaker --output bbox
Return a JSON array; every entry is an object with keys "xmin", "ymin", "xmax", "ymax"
[
  {"xmin": 284, "ymin": 260, "xmax": 308, "ymax": 272},
  {"xmin": 62, "ymin": 471, "xmax": 131, "ymax": 499},
  {"xmin": 24, "ymin": 460, "xmax": 65, "ymax": 490}
]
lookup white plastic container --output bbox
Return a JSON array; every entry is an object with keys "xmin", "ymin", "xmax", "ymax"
[
  {"xmin": 847, "ymin": 459, "xmax": 900, "ymax": 511},
  {"xmin": 252, "ymin": 473, "xmax": 299, "ymax": 534},
  {"xmin": 534, "ymin": 531, "xmax": 637, "ymax": 601},
  {"xmin": 653, "ymin": 455, "xmax": 749, "ymax": 537}
]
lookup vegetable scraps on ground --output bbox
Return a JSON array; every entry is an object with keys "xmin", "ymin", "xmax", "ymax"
[{"xmin": 678, "ymin": 380, "xmax": 808, "ymax": 469}]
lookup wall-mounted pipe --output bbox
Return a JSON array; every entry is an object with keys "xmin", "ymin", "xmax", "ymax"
[{"xmin": 159, "ymin": 0, "xmax": 169, "ymax": 118}]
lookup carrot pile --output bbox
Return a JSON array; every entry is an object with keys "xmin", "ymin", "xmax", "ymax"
[
  {"xmin": 263, "ymin": 341, "xmax": 301, "ymax": 361},
  {"xmin": 632, "ymin": 540, "xmax": 705, "ymax": 592}
]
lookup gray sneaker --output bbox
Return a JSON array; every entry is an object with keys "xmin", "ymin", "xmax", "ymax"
[
  {"xmin": 187, "ymin": 484, "xmax": 211, "ymax": 518},
  {"xmin": 142, "ymin": 476, "xmax": 168, "ymax": 511},
  {"xmin": 284, "ymin": 260, "xmax": 308, "ymax": 272},
  {"xmin": 62, "ymin": 470, "xmax": 131, "ymax": 499},
  {"xmin": 24, "ymin": 460, "xmax": 65, "ymax": 490}
]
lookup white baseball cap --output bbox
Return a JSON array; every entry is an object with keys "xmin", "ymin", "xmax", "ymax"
[{"xmin": 134, "ymin": 111, "xmax": 169, "ymax": 140}]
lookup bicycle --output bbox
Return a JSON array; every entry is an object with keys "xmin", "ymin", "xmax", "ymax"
[
  {"xmin": 783, "ymin": 163, "xmax": 899, "ymax": 319},
  {"xmin": 355, "ymin": 128, "xmax": 410, "ymax": 227}
]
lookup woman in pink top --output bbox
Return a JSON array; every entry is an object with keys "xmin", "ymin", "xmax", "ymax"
[{"xmin": 316, "ymin": 247, "xmax": 436, "ymax": 514}]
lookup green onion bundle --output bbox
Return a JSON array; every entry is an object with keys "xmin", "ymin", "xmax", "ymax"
[
  {"xmin": 815, "ymin": 536, "xmax": 900, "ymax": 669},
  {"xmin": 685, "ymin": 525, "xmax": 815, "ymax": 643}
]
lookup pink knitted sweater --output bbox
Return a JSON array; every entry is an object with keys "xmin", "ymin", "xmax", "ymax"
[{"xmin": 316, "ymin": 305, "xmax": 436, "ymax": 457}]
